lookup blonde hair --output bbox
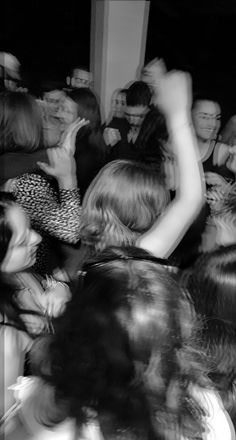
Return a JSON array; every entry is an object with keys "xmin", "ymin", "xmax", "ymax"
[{"xmin": 80, "ymin": 160, "xmax": 169, "ymax": 252}]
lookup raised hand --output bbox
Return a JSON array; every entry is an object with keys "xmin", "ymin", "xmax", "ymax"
[
  {"xmin": 37, "ymin": 146, "xmax": 77, "ymax": 189},
  {"xmin": 156, "ymin": 70, "xmax": 192, "ymax": 118},
  {"xmin": 142, "ymin": 58, "xmax": 167, "ymax": 88},
  {"xmin": 59, "ymin": 117, "xmax": 90, "ymax": 155}
]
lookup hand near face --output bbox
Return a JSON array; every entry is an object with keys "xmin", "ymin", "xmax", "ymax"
[{"xmin": 59, "ymin": 117, "xmax": 90, "ymax": 154}]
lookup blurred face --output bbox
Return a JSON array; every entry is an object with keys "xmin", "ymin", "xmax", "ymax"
[
  {"xmin": 43, "ymin": 90, "xmax": 65, "ymax": 118},
  {"xmin": 226, "ymin": 145, "xmax": 236, "ymax": 174},
  {"xmin": 1, "ymin": 205, "xmax": 41, "ymax": 273},
  {"xmin": 57, "ymin": 96, "xmax": 78, "ymax": 132},
  {"xmin": 125, "ymin": 105, "xmax": 149, "ymax": 129},
  {"xmin": 111, "ymin": 91, "xmax": 126, "ymax": 118},
  {"xmin": 192, "ymin": 100, "xmax": 221, "ymax": 142},
  {"xmin": 71, "ymin": 69, "xmax": 92, "ymax": 88}
]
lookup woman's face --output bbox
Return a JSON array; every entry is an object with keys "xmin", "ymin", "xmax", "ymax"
[
  {"xmin": 192, "ymin": 100, "xmax": 221, "ymax": 142},
  {"xmin": 111, "ymin": 91, "xmax": 126, "ymax": 118},
  {"xmin": 57, "ymin": 97, "xmax": 78, "ymax": 132},
  {"xmin": 1, "ymin": 205, "xmax": 41, "ymax": 273}
]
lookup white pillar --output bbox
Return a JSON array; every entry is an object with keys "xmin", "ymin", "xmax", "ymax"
[{"xmin": 90, "ymin": 0, "xmax": 150, "ymax": 122}]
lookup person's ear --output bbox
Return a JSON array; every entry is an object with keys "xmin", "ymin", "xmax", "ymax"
[{"xmin": 66, "ymin": 76, "xmax": 71, "ymax": 86}]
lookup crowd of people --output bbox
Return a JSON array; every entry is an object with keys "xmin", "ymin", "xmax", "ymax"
[{"xmin": 1, "ymin": 52, "xmax": 236, "ymax": 439}]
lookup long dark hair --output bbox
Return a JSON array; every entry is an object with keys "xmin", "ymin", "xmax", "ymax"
[
  {"xmin": 185, "ymin": 245, "xmax": 236, "ymax": 424},
  {"xmin": 135, "ymin": 106, "xmax": 168, "ymax": 174},
  {"xmin": 32, "ymin": 246, "xmax": 208, "ymax": 439},
  {"xmin": 0, "ymin": 192, "xmax": 42, "ymax": 334}
]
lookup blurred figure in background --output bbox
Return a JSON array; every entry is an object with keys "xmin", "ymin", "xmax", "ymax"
[
  {"xmin": 39, "ymin": 79, "xmax": 65, "ymax": 147},
  {"xmin": 108, "ymin": 88, "xmax": 127, "ymax": 120},
  {"xmin": 57, "ymin": 87, "xmax": 107, "ymax": 199},
  {"xmin": 0, "ymin": 52, "xmax": 21, "ymax": 91},
  {"xmin": 105, "ymin": 81, "xmax": 152, "ymax": 161},
  {"xmin": 66, "ymin": 65, "xmax": 93, "ymax": 90}
]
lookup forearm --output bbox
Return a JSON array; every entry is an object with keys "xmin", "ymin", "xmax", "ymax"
[
  {"xmin": 137, "ymin": 114, "xmax": 205, "ymax": 258},
  {"xmin": 168, "ymin": 112, "xmax": 204, "ymax": 206}
]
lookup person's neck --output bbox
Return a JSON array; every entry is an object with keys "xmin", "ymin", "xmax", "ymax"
[{"xmin": 197, "ymin": 138, "xmax": 214, "ymax": 160}]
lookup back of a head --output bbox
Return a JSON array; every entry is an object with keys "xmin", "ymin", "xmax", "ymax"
[
  {"xmin": 0, "ymin": 91, "xmax": 43, "ymax": 154},
  {"xmin": 37, "ymin": 246, "xmax": 204, "ymax": 438},
  {"xmin": 135, "ymin": 106, "xmax": 168, "ymax": 172},
  {"xmin": 69, "ymin": 87, "xmax": 101, "ymax": 130},
  {"xmin": 126, "ymin": 81, "xmax": 152, "ymax": 108},
  {"xmin": 80, "ymin": 160, "xmax": 169, "ymax": 253}
]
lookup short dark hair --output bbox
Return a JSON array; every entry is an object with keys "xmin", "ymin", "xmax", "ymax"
[
  {"xmin": 192, "ymin": 91, "xmax": 221, "ymax": 111},
  {"xmin": 126, "ymin": 81, "xmax": 152, "ymax": 107}
]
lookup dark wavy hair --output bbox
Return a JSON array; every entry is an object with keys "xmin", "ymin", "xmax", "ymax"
[
  {"xmin": 32, "ymin": 246, "xmax": 208, "ymax": 439},
  {"xmin": 80, "ymin": 160, "xmax": 169, "ymax": 253},
  {"xmin": 135, "ymin": 106, "xmax": 168, "ymax": 174},
  {"xmin": 0, "ymin": 192, "xmax": 43, "ymax": 334},
  {"xmin": 185, "ymin": 245, "xmax": 236, "ymax": 425},
  {"xmin": 0, "ymin": 91, "xmax": 43, "ymax": 154}
]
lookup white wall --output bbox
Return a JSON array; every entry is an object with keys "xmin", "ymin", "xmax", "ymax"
[{"xmin": 90, "ymin": 0, "xmax": 150, "ymax": 122}]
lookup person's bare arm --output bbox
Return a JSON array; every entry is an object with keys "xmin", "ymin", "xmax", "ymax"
[{"xmin": 137, "ymin": 65, "xmax": 205, "ymax": 257}]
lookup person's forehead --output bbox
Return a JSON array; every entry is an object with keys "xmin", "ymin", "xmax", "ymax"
[
  {"xmin": 72, "ymin": 69, "xmax": 90, "ymax": 80},
  {"xmin": 194, "ymin": 100, "xmax": 221, "ymax": 115}
]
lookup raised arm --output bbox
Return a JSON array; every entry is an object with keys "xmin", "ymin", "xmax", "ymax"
[{"xmin": 137, "ymin": 65, "xmax": 205, "ymax": 257}]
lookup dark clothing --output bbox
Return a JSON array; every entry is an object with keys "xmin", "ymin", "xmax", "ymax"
[
  {"xmin": 0, "ymin": 149, "xmax": 49, "ymax": 186},
  {"xmin": 75, "ymin": 129, "xmax": 107, "ymax": 199},
  {"xmin": 105, "ymin": 117, "xmax": 133, "ymax": 162}
]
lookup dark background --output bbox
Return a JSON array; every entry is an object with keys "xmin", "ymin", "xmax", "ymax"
[
  {"xmin": 146, "ymin": 0, "xmax": 236, "ymax": 124},
  {"xmin": 1, "ymin": 0, "xmax": 236, "ymax": 124}
]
